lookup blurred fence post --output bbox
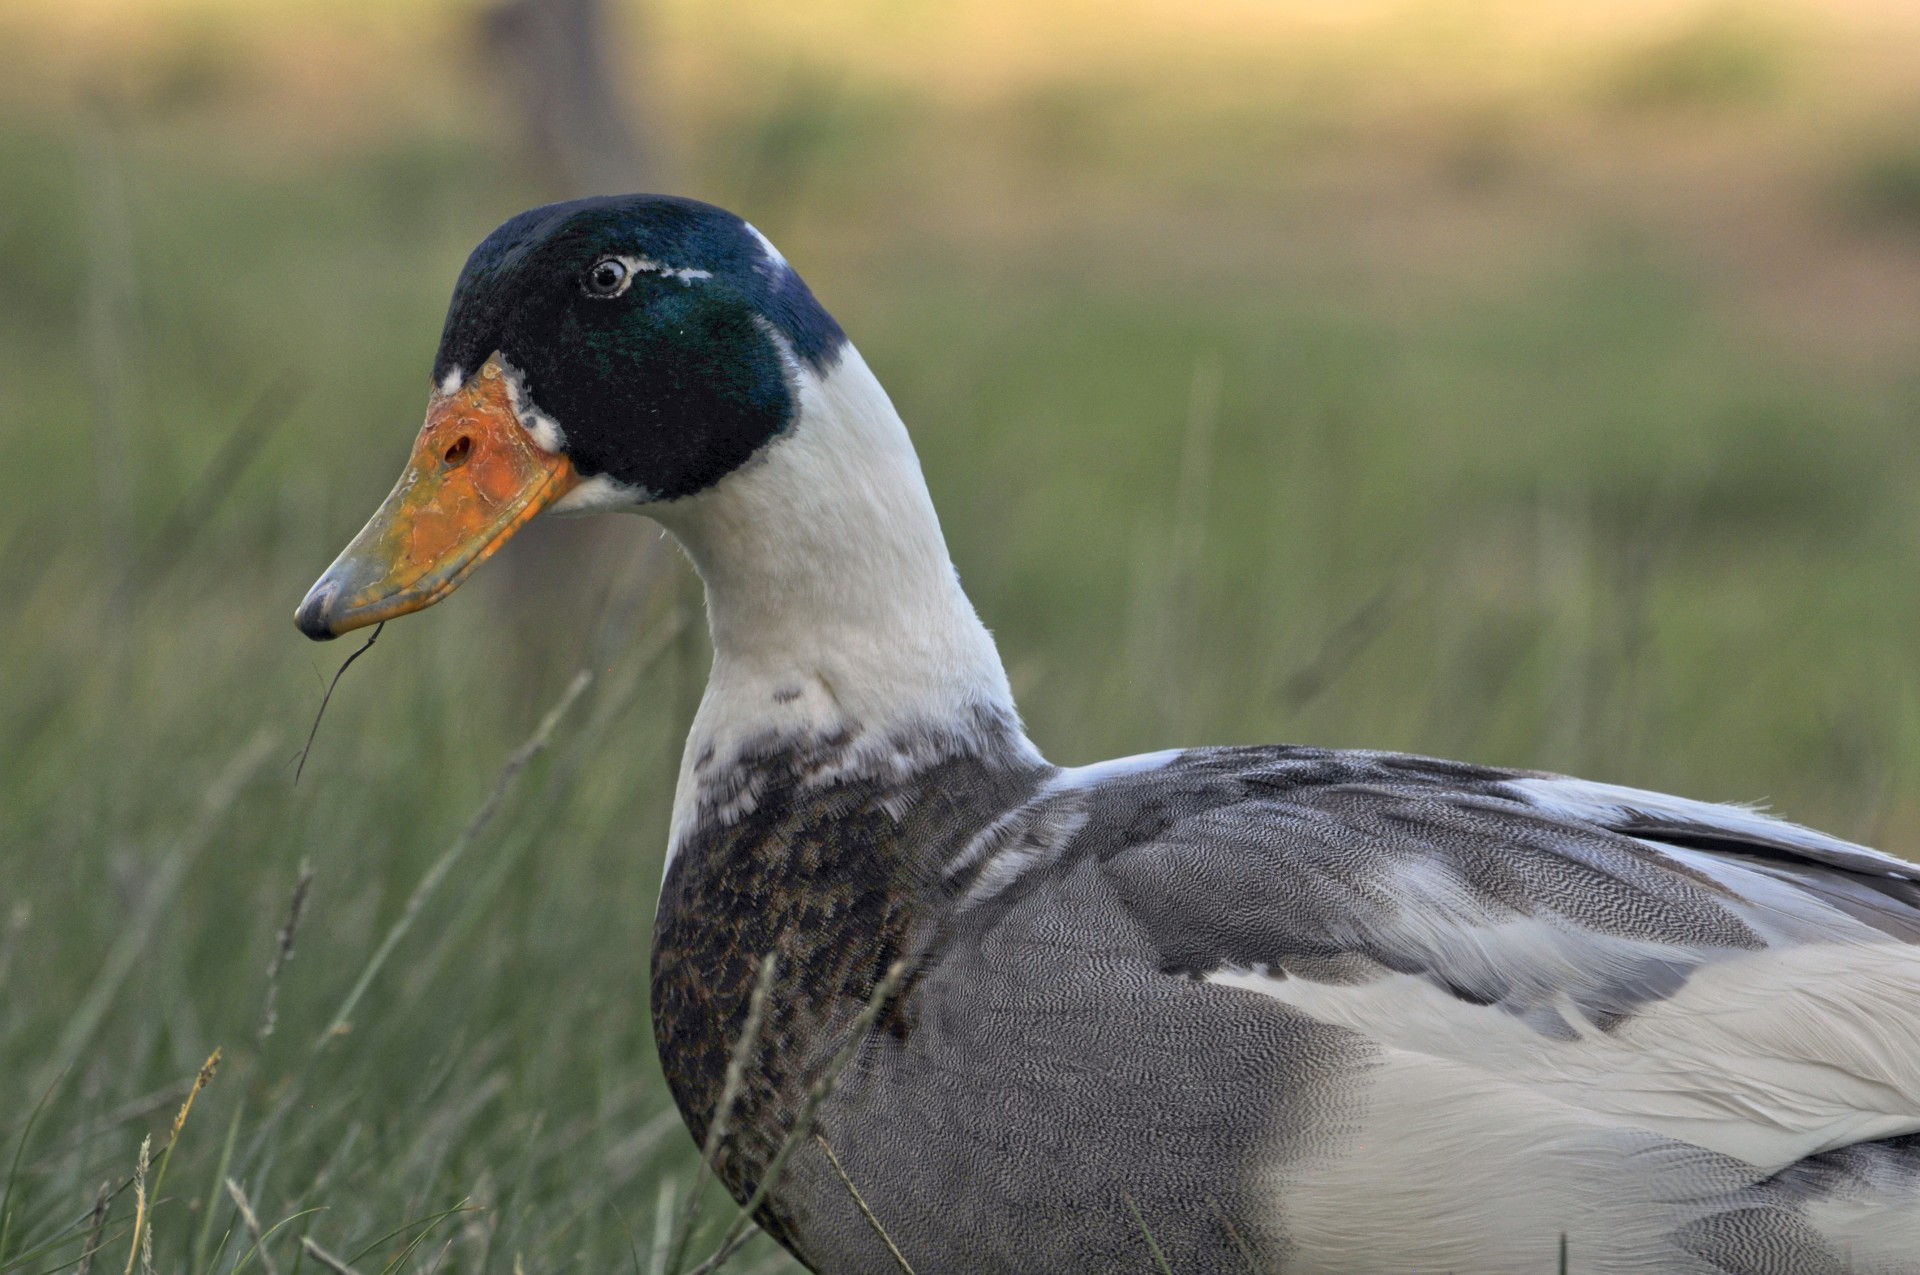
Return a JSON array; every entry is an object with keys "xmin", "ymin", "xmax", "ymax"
[{"xmin": 478, "ymin": 0, "xmax": 653, "ymax": 196}]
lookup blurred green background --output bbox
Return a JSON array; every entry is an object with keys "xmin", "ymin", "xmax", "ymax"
[{"xmin": 5, "ymin": 0, "xmax": 1920, "ymax": 1270}]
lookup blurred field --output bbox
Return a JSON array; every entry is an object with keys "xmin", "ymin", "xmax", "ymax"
[{"xmin": 5, "ymin": 0, "xmax": 1920, "ymax": 1270}]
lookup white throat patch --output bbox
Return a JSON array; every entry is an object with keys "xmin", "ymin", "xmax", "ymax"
[{"xmin": 550, "ymin": 472, "xmax": 653, "ymax": 516}]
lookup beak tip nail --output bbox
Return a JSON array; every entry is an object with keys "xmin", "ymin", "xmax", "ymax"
[{"xmin": 295, "ymin": 582, "xmax": 341, "ymax": 641}]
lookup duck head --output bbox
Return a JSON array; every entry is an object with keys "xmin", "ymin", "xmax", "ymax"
[{"xmin": 294, "ymin": 194, "xmax": 845, "ymax": 640}]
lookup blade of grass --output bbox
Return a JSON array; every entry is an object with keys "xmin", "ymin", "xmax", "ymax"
[
  {"xmin": 663, "ymin": 953, "xmax": 778, "ymax": 1275},
  {"xmin": 684, "ymin": 960, "xmax": 908, "ymax": 1275},
  {"xmin": 1276, "ymin": 579, "xmax": 1408, "ymax": 713},
  {"xmin": 228, "ymin": 1207, "xmax": 326, "ymax": 1275},
  {"xmin": 55, "ymin": 1050, "xmax": 222, "ymax": 1275},
  {"xmin": 298, "ymin": 1237, "xmax": 361, "ymax": 1275},
  {"xmin": 224, "ymin": 1180, "xmax": 280, "ymax": 1275},
  {"xmin": 147, "ymin": 1049, "xmax": 220, "ymax": 1215},
  {"xmin": 371, "ymin": 1201, "xmax": 472, "ymax": 1275},
  {"xmin": 21, "ymin": 1083, "xmax": 188, "ymax": 1173},
  {"xmin": 39, "ymin": 732, "xmax": 276, "ymax": 1093},
  {"xmin": 119, "ymin": 1137, "xmax": 148, "ymax": 1275},
  {"xmin": 190, "ymin": 1099, "xmax": 245, "ymax": 1273},
  {"xmin": 17, "ymin": 1223, "xmax": 130, "ymax": 1275},
  {"xmin": 75, "ymin": 1184, "xmax": 110, "ymax": 1275},
  {"xmin": 810, "ymin": 1133, "xmax": 913, "ymax": 1275},
  {"xmin": 1123, "ymin": 1193, "xmax": 1174, "ymax": 1275},
  {"xmin": 614, "ymin": 1203, "xmax": 643, "ymax": 1275},
  {"xmin": 341, "ymin": 1199, "xmax": 474, "ymax": 1270},
  {"xmin": 0, "ymin": 1213, "xmax": 115, "ymax": 1275},
  {"xmin": 1213, "ymin": 1206, "xmax": 1259, "ymax": 1274},
  {"xmin": 394, "ymin": 612, "xmax": 686, "ymax": 1014},
  {"xmin": 311, "ymin": 670, "xmax": 592, "ymax": 1056},
  {"xmin": 135, "ymin": 370, "xmax": 307, "ymax": 582},
  {"xmin": 647, "ymin": 1181, "xmax": 675, "ymax": 1275},
  {"xmin": 0, "ymin": 1072, "xmax": 63, "ymax": 1265}
]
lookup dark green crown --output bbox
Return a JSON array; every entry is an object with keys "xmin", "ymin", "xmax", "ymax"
[{"xmin": 434, "ymin": 195, "xmax": 846, "ymax": 501}]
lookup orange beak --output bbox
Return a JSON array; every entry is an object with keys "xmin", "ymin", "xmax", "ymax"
[{"xmin": 295, "ymin": 355, "xmax": 578, "ymax": 640}]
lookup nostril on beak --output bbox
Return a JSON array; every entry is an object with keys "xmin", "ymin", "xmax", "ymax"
[
  {"xmin": 295, "ymin": 580, "xmax": 341, "ymax": 641},
  {"xmin": 443, "ymin": 436, "xmax": 473, "ymax": 468}
]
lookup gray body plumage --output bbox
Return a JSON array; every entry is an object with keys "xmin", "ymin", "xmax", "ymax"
[{"xmin": 652, "ymin": 726, "xmax": 1920, "ymax": 1274}]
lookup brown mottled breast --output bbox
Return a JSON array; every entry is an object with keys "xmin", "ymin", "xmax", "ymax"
[{"xmin": 649, "ymin": 716, "xmax": 1046, "ymax": 1235}]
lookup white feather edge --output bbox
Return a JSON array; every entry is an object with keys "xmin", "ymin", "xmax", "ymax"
[
  {"xmin": 1204, "ymin": 773, "xmax": 1920, "ymax": 1172},
  {"xmin": 1211, "ymin": 930, "xmax": 1920, "ymax": 1172},
  {"xmin": 1503, "ymin": 774, "xmax": 1916, "ymax": 876}
]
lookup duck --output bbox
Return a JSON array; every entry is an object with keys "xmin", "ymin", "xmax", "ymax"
[{"xmin": 295, "ymin": 194, "xmax": 1920, "ymax": 1274}]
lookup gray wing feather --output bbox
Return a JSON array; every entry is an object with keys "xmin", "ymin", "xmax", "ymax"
[{"xmin": 960, "ymin": 746, "xmax": 1920, "ymax": 1165}]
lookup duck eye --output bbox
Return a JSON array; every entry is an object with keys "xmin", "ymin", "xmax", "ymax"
[{"xmin": 584, "ymin": 258, "xmax": 630, "ymax": 297}]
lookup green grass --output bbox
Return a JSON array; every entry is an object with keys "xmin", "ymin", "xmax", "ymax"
[{"xmin": 5, "ymin": 45, "xmax": 1920, "ymax": 1271}]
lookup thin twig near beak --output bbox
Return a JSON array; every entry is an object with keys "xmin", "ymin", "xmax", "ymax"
[{"xmin": 293, "ymin": 622, "xmax": 384, "ymax": 785}]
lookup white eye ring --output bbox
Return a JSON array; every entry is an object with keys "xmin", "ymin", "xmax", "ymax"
[{"xmin": 584, "ymin": 257, "xmax": 632, "ymax": 297}]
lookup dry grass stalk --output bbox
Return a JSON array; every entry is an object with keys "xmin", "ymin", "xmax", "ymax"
[
  {"xmin": 169, "ymin": 1049, "xmax": 221, "ymax": 1145},
  {"xmin": 811, "ymin": 1132, "xmax": 915, "ymax": 1275},
  {"xmin": 143, "ymin": 1046, "xmax": 221, "ymax": 1244},
  {"xmin": 1215, "ymin": 1208, "xmax": 1260, "ymax": 1273},
  {"xmin": 300, "ymin": 1235, "xmax": 364, "ymax": 1274},
  {"xmin": 664, "ymin": 952, "xmax": 779, "ymax": 1275},
  {"xmin": 259, "ymin": 860, "xmax": 314, "ymax": 1043},
  {"xmin": 120, "ymin": 1135, "xmax": 148, "ymax": 1275},
  {"xmin": 224, "ymin": 1178, "xmax": 280, "ymax": 1275},
  {"xmin": 75, "ymin": 1181, "xmax": 111, "ymax": 1275},
  {"xmin": 647, "ymin": 1179, "xmax": 676, "ymax": 1275},
  {"xmin": 109, "ymin": 1048, "xmax": 222, "ymax": 1275},
  {"xmin": 686, "ymin": 960, "xmax": 909, "ymax": 1275},
  {"xmin": 314, "ymin": 670, "xmax": 592, "ymax": 1054}
]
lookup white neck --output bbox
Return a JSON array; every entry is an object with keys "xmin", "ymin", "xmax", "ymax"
[{"xmin": 647, "ymin": 344, "xmax": 1032, "ymax": 847}]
